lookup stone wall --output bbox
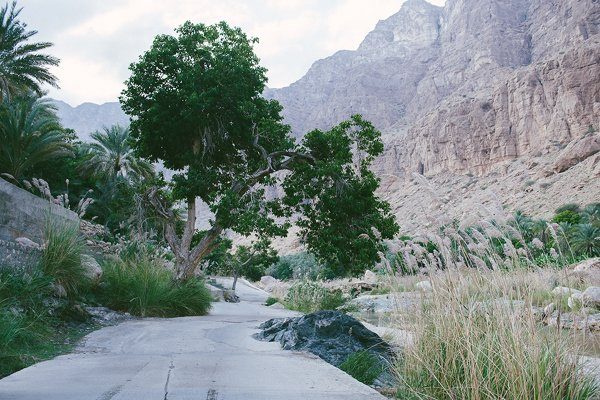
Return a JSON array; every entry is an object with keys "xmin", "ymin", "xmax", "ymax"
[{"xmin": 0, "ymin": 178, "xmax": 78, "ymax": 245}]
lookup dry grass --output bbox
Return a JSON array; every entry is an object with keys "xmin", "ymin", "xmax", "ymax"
[{"xmin": 392, "ymin": 269, "xmax": 599, "ymax": 399}]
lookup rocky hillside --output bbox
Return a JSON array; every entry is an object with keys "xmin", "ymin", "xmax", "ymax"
[
  {"xmin": 265, "ymin": 0, "xmax": 600, "ymax": 236},
  {"xmin": 51, "ymin": 100, "xmax": 129, "ymax": 141},
  {"xmin": 50, "ymin": 0, "xmax": 600, "ymax": 238}
]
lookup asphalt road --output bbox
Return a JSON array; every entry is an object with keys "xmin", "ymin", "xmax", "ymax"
[{"xmin": 0, "ymin": 278, "xmax": 386, "ymax": 400}]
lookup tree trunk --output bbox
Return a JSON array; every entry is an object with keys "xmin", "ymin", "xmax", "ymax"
[{"xmin": 232, "ymin": 271, "xmax": 238, "ymax": 291}]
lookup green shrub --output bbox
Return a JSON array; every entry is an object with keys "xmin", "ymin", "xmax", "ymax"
[
  {"xmin": 0, "ymin": 267, "xmax": 91, "ymax": 378},
  {"xmin": 267, "ymin": 252, "xmax": 328, "ymax": 280},
  {"xmin": 284, "ymin": 281, "xmax": 345, "ymax": 313},
  {"xmin": 99, "ymin": 254, "xmax": 211, "ymax": 317},
  {"xmin": 265, "ymin": 297, "xmax": 278, "ymax": 306},
  {"xmin": 553, "ymin": 210, "xmax": 582, "ymax": 225},
  {"xmin": 340, "ymin": 350, "xmax": 385, "ymax": 385},
  {"xmin": 40, "ymin": 220, "xmax": 87, "ymax": 296}
]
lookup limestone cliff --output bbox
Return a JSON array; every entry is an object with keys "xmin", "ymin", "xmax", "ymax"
[{"xmin": 266, "ymin": 0, "xmax": 600, "ymax": 236}]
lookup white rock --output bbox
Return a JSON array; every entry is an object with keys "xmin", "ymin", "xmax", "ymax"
[
  {"xmin": 551, "ymin": 286, "xmax": 581, "ymax": 296},
  {"xmin": 568, "ymin": 292, "xmax": 584, "ymax": 309},
  {"xmin": 348, "ymin": 294, "xmax": 394, "ymax": 313},
  {"xmin": 573, "ymin": 258, "xmax": 600, "ymax": 272},
  {"xmin": 15, "ymin": 237, "xmax": 41, "ymax": 250},
  {"xmin": 81, "ymin": 254, "xmax": 102, "ymax": 281},
  {"xmin": 543, "ymin": 302, "xmax": 555, "ymax": 317},
  {"xmin": 363, "ymin": 270, "xmax": 378, "ymax": 285},
  {"xmin": 260, "ymin": 276, "xmax": 278, "ymax": 287},
  {"xmin": 415, "ymin": 280, "xmax": 433, "ymax": 292},
  {"xmin": 582, "ymin": 287, "xmax": 600, "ymax": 308}
]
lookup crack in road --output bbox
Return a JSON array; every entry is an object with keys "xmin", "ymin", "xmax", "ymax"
[{"xmin": 163, "ymin": 360, "xmax": 174, "ymax": 400}]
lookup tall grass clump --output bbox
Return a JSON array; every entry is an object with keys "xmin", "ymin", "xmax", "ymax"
[
  {"xmin": 395, "ymin": 271, "xmax": 599, "ymax": 399},
  {"xmin": 39, "ymin": 220, "xmax": 87, "ymax": 296},
  {"xmin": 340, "ymin": 350, "xmax": 385, "ymax": 386},
  {"xmin": 0, "ymin": 267, "xmax": 53, "ymax": 376},
  {"xmin": 99, "ymin": 253, "xmax": 211, "ymax": 317},
  {"xmin": 284, "ymin": 280, "xmax": 345, "ymax": 313}
]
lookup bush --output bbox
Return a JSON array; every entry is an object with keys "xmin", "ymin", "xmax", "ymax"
[
  {"xmin": 39, "ymin": 220, "xmax": 87, "ymax": 296},
  {"xmin": 265, "ymin": 297, "xmax": 278, "ymax": 306},
  {"xmin": 267, "ymin": 252, "xmax": 326, "ymax": 280},
  {"xmin": 284, "ymin": 281, "xmax": 345, "ymax": 313},
  {"xmin": 99, "ymin": 254, "xmax": 212, "ymax": 317},
  {"xmin": 0, "ymin": 267, "xmax": 89, "ymax": 378},
  {"xmin": 396, "ymin": 271, "xmax": 598, "ymax": 399},
  {"xmin": 340, "ymin": 350, "xmax": 385, "ymax": 385},
  {"xmin": 553, "ymin": 210, "xmax": 582, "ymax": 225}
]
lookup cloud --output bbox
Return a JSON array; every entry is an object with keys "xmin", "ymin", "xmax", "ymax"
[{"xmin": 20, "ymin": 0, "xmax": 446, "ymax": 105}]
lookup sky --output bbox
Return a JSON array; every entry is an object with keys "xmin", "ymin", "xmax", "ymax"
[{"xmin": 20, "ymin": 0, "xmax": 445, "ymax": 106}]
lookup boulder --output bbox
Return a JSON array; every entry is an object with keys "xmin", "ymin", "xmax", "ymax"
[
  {"xmin": 573, "ymin": 258, "xmax": 600, "ymax": 272},
  {"xmin": 260, "ymin": 275, "xmax": 278, "ymax": 287},
  {"xmin": 223, "ymin": 289, "xmax": 240, "ymax": 303},
  {"xmin": 348, "ymin": 294, "xmax": 395, "ymax": 313},
  {"xmin": 363, "ymin": 270, "xmax": 378, "ymax": 285},
  {"xmin": 415, "ymin": 280, "xmax": 433, "ymax": 292},
  {"xmin": 85, "ymin": 306, "xmax": 131, "ymax": 326},
  {"xmin": 81, "ymin": 254, "xmax": 102, "ymax": 281},
  {"xmin": 15, "ymin": 237, "xmax": 41, "ymax": 250},
  {"xmin": 583, "ymin": 287, "xmax": 600, "ymax": 308},
  {"xmin": 206, "ymin": 284, "xmax": 225, "ymax": 301},
  {"xmin": 254, "ymin": 310, "xmax": 392, "ymax": 367},
  {"xmin": 554, "ymin": 135, "xmax": 600, "ymax": 173},
  {"xmin": 552, "ymin": 286, "xmax": 581, "ymax": 296},
  {"xmin": 568, "ymin": 292, "xmax": 584, "ymax": 309}
]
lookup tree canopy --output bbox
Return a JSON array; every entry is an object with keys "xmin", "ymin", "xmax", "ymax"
[
  {"xmin": 0, "ymin": 1, "xmax": 59, "ymax": 99},
  {"xmin": 121, "ymin": 21, "xmax": 398, "ymax": 279}
]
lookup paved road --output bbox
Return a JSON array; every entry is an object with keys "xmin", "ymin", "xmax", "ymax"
[{"xmin": 0, "ymin": 278, "xmax": 386, "ymax": 400}]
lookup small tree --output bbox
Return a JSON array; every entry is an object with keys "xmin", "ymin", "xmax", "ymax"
[{"xmin": 121, "ymin": 21, "xmax": 398, "ymax": 280}]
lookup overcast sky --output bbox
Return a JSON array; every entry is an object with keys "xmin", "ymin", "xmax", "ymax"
[{"xmin": 20, "ymin": 0, "xmax": 445, "ymax": 106}]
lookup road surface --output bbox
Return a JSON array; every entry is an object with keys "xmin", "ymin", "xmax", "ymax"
[{"xmin": 0, "ymin": 278, "xmax": 386, "ymax": 400}]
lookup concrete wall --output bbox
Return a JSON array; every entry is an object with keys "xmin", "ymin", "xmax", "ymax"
[{"xmin": 0, "ymin": 178, "xmax": 79, "ymax": 245}]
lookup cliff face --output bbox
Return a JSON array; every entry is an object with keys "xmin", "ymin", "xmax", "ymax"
[{"xmin": 267, "ymin": 0, "xmax": 600, "ymax": 179}]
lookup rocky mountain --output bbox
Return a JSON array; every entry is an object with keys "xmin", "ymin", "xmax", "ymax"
[
  {"xmin": 51, "ymin": 100, "xmax": 129, "ymax": 141},
  {"xmin": 50, "ymin": 0, "xmax": 600, "ymax": 240},
  {"xmin": 265, "ymin": 0, "xmax": 600, "ymax": 237}
]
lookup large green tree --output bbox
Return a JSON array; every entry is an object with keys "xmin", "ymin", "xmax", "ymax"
[
  {"xmin": 121, "ymin": 21, "xmax": 398, "ymax": 280},
  {"xmin": 0, "ymin": 1, "xmax": 59, "ymax": 99}
]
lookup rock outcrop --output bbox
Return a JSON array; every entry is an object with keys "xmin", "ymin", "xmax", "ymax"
[
  {"xmin": 254, "ymin": 310, "xmax": 392, "ymax": 366},
  {"xmin": 265, "ymin": 0, "xmax": 600, "ymax": 235}
]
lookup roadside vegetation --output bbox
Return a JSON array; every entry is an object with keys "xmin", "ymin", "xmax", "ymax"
[
  {"xmin": 0, "ymin": 1, "xmax": 599, "ymax": 398},
  {"xmin": 394, "ymin": 270, "xmax": 599, "ymax": 399},
  {"xmin": 98, "ymin": 251, "xmax": 212, "ymax": 317}
]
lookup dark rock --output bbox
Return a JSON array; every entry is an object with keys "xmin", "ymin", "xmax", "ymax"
[
  {"xmin": 223, "ymin": 289, "xmax": 240, "ymax": 303},
  {"xmin": 253, "ymin": 310, "xmax": 392, "ymax": 367}
]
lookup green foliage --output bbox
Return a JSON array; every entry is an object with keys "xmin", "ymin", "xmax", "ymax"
[
  {"xmin": 0, "ymin": 1, "xmax": 59, "ymax": 98},
  {"xmin": 265, "ymin": 297, "xmax": 278, "ymax": 306},
  {"xmin": 283, "ymin": 115, "xmax": 399, "ymax": 276},
  {"xmin": 340, "ymin": 350, "xmax": 385, "ymax": 386},
  {"xmin": 98, "ymin": 254, "xmax": 211, "ymax": 317},
  {"xmin": 0, "ymin": 95, "xmax": 71, "ymax": 180},
  {"xmin": 553, "ymin": 210, "xmax": 582, "ymax": 225},
  {"xmin": 80, "ymin": 125, "xmax": 153, "ymax": 182},
  {"xmin": 284, "ymin": 281, "xmax": 345, "ymax": 313},
  {"xmin": 121, "ymin": 21, "xmax": 396, "ymax": 278},
  {"xmin": 40, "ymin": 220, "xmax": 88, "ymax": 297},
  {"xmin": 267, "ymin": 252, "xmax": 323, "ymax": 280},
  {"xmin": 0, "ymin": 266, "xmax": 95, "ymax": 378},
  {"xmin": 571, "ymin": 224, "xmax": 600, "ymax": 257}
]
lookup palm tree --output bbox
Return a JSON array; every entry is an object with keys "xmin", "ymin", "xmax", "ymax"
[
  {"xmin": 571, "ymin": 223, "xmax": 600, "ymax": 257},
  {"xmin": 0, "ymin": 95, "xmax": 70, "ymax": 180},
  {"xmin": 81, "ymin": 125, "xmax": 153, "ymax": 182},
  {"xmin": 0, "ymin": 2, "xmax": 59, "ymax": 99}
]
